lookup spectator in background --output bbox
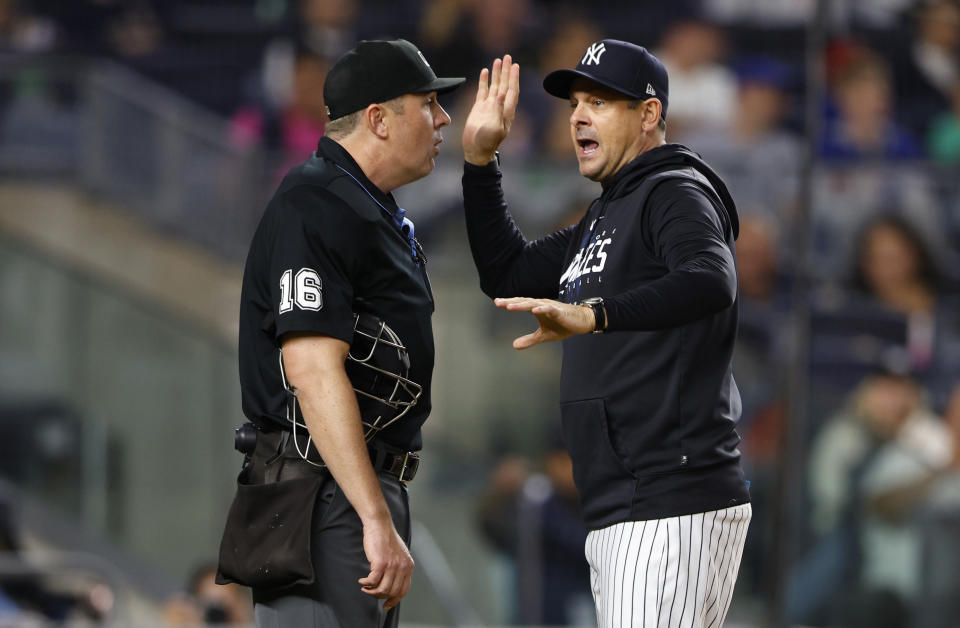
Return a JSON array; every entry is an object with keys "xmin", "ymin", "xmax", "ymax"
[
  {"xmin": 945, "ymin": 382, "xmax": 960, "ymax": 467},
  {"xmin": 914, "ymin": 380, "xmax": 960, "ymax": 628},
  {"xmin": 104, "ymin": 3, "xmax": 162, "ymax": 59},
  {"xmin": 701, "ymin": 0, "xmax": 813, "ymax": 29},
  {"xmin": 0, "ymin": 500, "xmax": 113, "ymax": 623},
  {"xmin": 420, "ymin": 0, "xmax": 545, "ymax": 161},
  {"xmin": 891, "ymin": 0, "xmax": 960, "ymax": 142},
  {"xmin": 811, "ymin": 43, "xmax": 947, "ymax": 282},
  {"xmin": 533, "ymin": 11, "xmax": 602, "ymax": 165},
  {"xmin": 795, "ymin": 370, "xmax": 953, "ymax": 627},
  {"xmin": 737, "ymin": 215, "xmax": 790, "ymax": 307},
  {"xmin": 810, "ymin": 165, "xmax": 946, "ymax": 282},
  {"xmin": 684, "ymin": 57, "xmax": 800, "ymax": 227},
  {"xmin": 852, "ymin": 215, "xmax": 941, "ymax": 324},
  {"xmin": 820, "ymin": 42, "xmax": 921, "ymax": 161},
  {"xmin": 231, "ymin": 48, "xmax": 329, "ymax": 181},
  {"xmin": 164, "ymin": 562, "xmax": 252, "ymax": 626},
  {"xmin": 851, "ymin": 215, "xmax": 960, "ymax": 407},
  {"xmin": 476, "ymin": 443, "xmax": 592, "ymax": 627},
  {"xmin": 928, "ymin": 81, "xmax": 960, "ymax": 163},
  {"xmin": 476, "ymin": 455, "xmax": 529, "ymax": 572},
  {"xmin": 46, "ymin": 0, "xmax": 163, "ymax": 59},
  {"xmin": 293, "ymin": 0, "xmax": 357, "ymax": 59},
  {"xmin": 654, "ymin": 19, "xmax": 737, "ymax": 140},
  {"xmin": 0, "ymin": 0, "xmax": 76, "ymax": 158},
  {"xmin": 730, "ymin": 215, "xmax": 791, "ymax": 599},
  {"xmin": 258, "ymin": 0, "xmax": 357, "ymax": 115},
  {"xmin": 734, "ymin": 215, "xmax": 792, "ymax": 418},
  {"xmin": 418, "ymin": 0, "xmax": 543, "ymax": 80},
  {"xmin": 0, "ymin": 0, "xmax": 58, "ymax": 53},
  {"xmin": 704, "ymin": 0, "xmax": 916, "ymax": 30}
]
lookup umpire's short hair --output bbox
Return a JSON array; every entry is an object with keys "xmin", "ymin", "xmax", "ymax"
[{"xmin": 325, "ymin": 96, "xmax": 406, "ymax": 140}]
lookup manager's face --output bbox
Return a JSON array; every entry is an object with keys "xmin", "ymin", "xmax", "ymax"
[{"xmin": 568, "ymin": 78, "xmax": 653, "ymax": 185}]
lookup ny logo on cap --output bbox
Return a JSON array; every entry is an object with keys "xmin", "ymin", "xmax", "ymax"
[
  {"xmin": 581, "ymin": 42, "xmax": 606, "ymax": 66},
  {"xmin": 417, "ymin": 49, "xmax": 431, "ymax": 69}
]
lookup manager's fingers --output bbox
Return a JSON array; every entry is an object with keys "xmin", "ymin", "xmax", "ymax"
[
  {"xmin": 488, "ymin": 57, "xmax": 503, "ymax": 101},
  {"xmin": 503, "ymin": 62, "xmax": 520, "ymax": 116},
  {"xmin": 513, "ymin": 329, "xmax": 544, "ymax": 350},
  {"xmin": 494, "ymin": 296, "xmax": 539, "ymax": 310},
  {"xmin": 476, "ymin": 67, "xmax": 489, "ymax": 103},
  {"xmin": 496, "ymin": 54, "xmax": 513, "ymax": 103}
]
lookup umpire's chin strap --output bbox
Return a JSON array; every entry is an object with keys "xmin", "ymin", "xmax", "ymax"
[{"xmin": 277, "ymin": 349, "xmax": 326, "ymax": 468}]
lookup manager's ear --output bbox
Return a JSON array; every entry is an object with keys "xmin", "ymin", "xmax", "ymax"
[
  {"xmin": 641, "ymin": 98, "xmax": 662, "ymax": 133},
  {"xmin": 363, "ymin": 104, "xmax": 389, "ymax": 139}
]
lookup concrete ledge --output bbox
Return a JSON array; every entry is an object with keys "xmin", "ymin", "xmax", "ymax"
[{"xmin": 0, "ymin": 182, "xmax": 242, "ymax": 347}]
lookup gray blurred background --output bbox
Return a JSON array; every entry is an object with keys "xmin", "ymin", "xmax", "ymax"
[{"xmin": 1, "ymin": 0, "xmax": 960, "ymax": 626}]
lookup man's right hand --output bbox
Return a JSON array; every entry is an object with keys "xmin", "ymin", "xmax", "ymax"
[
  {"xmin": 358, "ymin": 514, "xmax": 414, "ymax": 611},
  {"xmin": 281, "ymin": 334, "xmax": 414, "ymax": 611},
  {"xmin": 462, "ymin": 55, "xmax": 520, "ymax": 166}
]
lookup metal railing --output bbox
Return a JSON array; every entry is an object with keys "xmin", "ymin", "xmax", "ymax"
[{"xmin": 0, "ymin": 53, "xmax": 269, "ymax": 262}]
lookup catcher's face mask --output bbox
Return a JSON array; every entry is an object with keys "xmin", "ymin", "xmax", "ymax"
[
  {"xmin": 279, "ymin": 312, "xmax": 423, "ymax": 446},
  {"xmin": 345, "ymin": 312, "xmax": 423, "ymax": 440}
]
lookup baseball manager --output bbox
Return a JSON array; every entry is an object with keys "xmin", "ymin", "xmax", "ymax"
[{"xmin": 461, "ymin": 41, "xmax": 752, "ymax": 627}]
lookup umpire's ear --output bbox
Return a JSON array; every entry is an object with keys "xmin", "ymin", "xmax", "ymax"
[{"xmin": 364, "ymin": 103, "xmax": 390, "ymax": 139}]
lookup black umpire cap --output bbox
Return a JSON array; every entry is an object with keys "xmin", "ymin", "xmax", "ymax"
[
  {"xmin": 324, "ymin": 39, "xmax": 466, "ymax": 121},
  {"xmin": 543, "ymin": 39, "xmax": 670, "ymax": 119}
]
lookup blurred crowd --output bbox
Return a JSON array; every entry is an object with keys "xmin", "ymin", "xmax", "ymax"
[{"xmin": 3, "ymin": 0, "xmax": 960, "ymax": 626}]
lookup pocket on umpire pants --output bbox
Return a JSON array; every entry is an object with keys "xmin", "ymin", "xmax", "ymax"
[
  {"xmin": 216, "ymin": 471, "xmax": 325, "ymax": 591},
  {"xmin": 560, "ymin": 398, "xmax": 636, "ymax": 526}
]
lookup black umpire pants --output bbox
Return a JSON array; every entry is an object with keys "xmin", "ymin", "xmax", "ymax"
[{"xmin": 250, "ymin": 444, "xmax": 411, "ymax": 628}]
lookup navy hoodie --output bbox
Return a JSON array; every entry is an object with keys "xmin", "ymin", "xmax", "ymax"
[{"xmin": 463, "ymin": 144, "xmax": 751, "ymax": 529}]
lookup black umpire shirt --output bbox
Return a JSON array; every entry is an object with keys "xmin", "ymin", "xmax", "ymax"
[{"xmin": 239, "ymin": 136, "xmax": 435, "ymax": 451}]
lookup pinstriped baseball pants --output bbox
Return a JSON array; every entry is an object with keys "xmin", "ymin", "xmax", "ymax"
[{"xmin": 585, "ymin": 503, "xmax": 751, "ymax": 628}]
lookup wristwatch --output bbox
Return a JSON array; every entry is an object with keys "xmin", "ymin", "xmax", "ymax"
[{"xmin": 579, "ymin": 297, "xmax": 607, "ymax": 334}]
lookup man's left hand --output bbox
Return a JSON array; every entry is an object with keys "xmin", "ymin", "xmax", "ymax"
[
  {"xmin": 494, "ymin": 297, "xmax": 595, "ymax": 349},
  {"xmin": 462, "ymin": 55, "xmax": 520, "ymax": 166}
]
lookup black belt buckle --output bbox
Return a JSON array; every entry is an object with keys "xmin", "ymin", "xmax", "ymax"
[{"xmin": 389, "ymin": 451, "xmax": 420, "ymax": 482}]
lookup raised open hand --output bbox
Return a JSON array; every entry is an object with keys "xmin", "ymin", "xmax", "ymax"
[{"xmin": 462, "ymin": 55, "xmax": 520, "ymax": 166}]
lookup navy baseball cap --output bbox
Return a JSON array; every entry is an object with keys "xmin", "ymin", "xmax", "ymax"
[
  {"xmin": 543, "ymin": 39, "xmax": 670, "ymax": 119},
  {"xmin": 324, "ymin": 39, "xmax": 465, "ymax": 120}
]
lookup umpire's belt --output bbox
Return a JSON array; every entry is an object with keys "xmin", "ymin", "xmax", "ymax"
[
  {"xmin": 369, "ymin": 445, "xmax": 420, "ymax": 483},
  {"xmin": 252, "ymin": 427, "xmax": 420, "ymax": 483}
]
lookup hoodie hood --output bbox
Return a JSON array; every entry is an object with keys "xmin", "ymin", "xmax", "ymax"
[{"xmin": 602, "ymin": 143, "xmax": 740, "ymax": 238}]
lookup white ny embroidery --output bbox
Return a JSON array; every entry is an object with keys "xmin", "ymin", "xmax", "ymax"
[{"xmin": 581, "ymin": 42, "xmax": 606, "ymax": 66}]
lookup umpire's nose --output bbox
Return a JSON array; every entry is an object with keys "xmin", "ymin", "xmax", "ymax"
[{"xmin": 433, "ymin": 101, "xmax": 451, "ymax": 128}]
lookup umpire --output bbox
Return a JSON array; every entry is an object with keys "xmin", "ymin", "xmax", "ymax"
[
  {"xmin": 462, "ymin": 42, "xmax": 752, "ymax": 627},
  {"xmin": 217, "ymin": 39, "xmax": 463, "ymax": 628}
]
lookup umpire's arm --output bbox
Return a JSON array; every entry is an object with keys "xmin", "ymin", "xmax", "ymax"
[{"xmin": 280, "ymin": 333, "xmax": 413, "ymax": 611}]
